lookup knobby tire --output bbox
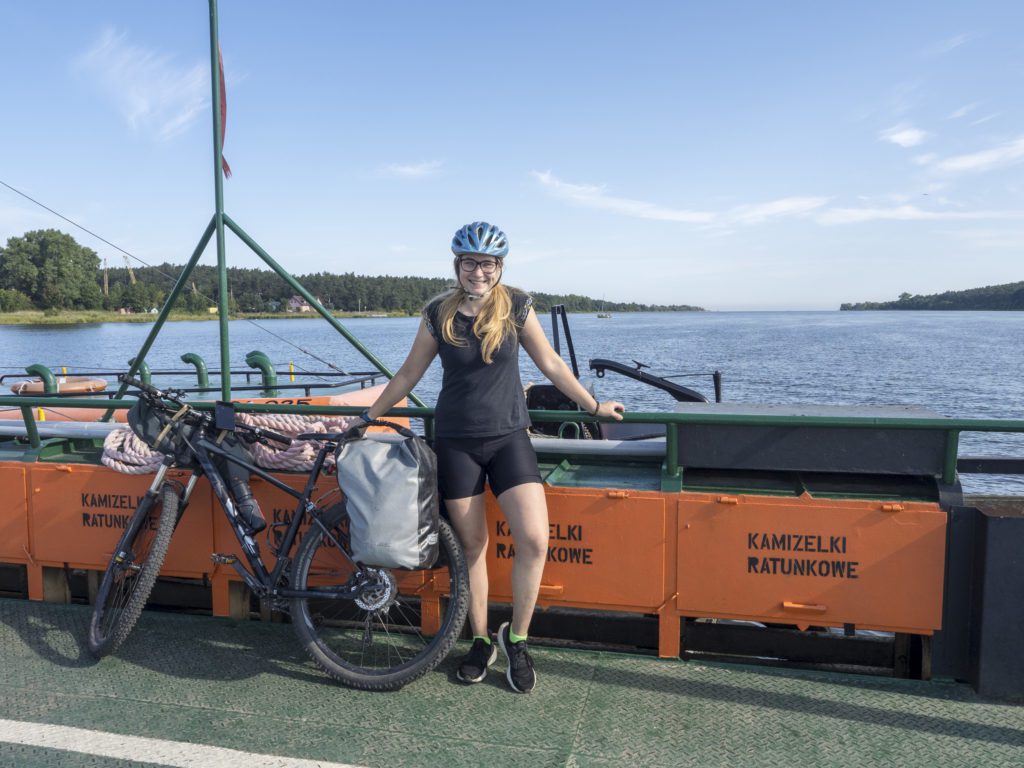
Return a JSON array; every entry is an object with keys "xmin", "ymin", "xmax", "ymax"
[
  {"xmin": 291, "ymin": 505, "xmax": 470, "ymax": 690},
  {"xmin": 87, "ymin": 483, "xmax": 179, "ymax": 657}
]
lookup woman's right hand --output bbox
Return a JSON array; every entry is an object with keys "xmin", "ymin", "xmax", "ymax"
[{"xmin": 339, "ymin": 411, "xmax": 372, "ymax": 433}]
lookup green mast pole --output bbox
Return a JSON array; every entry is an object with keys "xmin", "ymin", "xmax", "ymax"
[{"xmin": 208, "ymin": 0, "xmax": 231, "ymax": 400}]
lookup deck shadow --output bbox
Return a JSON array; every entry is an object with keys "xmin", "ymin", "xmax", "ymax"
[{"xmin": 548, "ymin": 654, "xmax": 1024, "ymax": 749}]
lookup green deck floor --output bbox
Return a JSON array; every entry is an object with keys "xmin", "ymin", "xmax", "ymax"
[{"xmin": 0, "ymin": 599, "xmax": 1021, "ymax": 767}]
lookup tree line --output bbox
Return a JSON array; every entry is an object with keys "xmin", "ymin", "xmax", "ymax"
[
  {"xmin": 840, "ymin": 282, "xmax": 1024, "ymax": 311},
  {"xmin": 0, "ymin": 229, "xmax": 704, "ymax": 314}
]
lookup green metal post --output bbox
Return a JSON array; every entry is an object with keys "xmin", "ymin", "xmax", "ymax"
[
  {"xmin": 103, "ymin": 217, "xmax": 217, "ymax": 419},
  {"xmin": 128, "ymin": 358, "xmax": 152, "ymax": 385},
  {"xmin": 19, "ymin": 406, "xmax": 41, "ymax": 449},
  {"xmin": 245, "ymin": 351, "xmax": 279, "ymax": 396},
  {"xmin": 224, "ymin": 214, "xmax": 426, "ymax": 407},
  {"xmin": 661, "ymin": 422, "xmax": 683, "ymax": 492},
  {"xmin": 944, "ymin": 429, "xmax": 960, "ymax": 485},
  {"xmin": 181, "ymin": 353, "xmax": 210, "ymax": 388},
  {"xmin": 24, "ymin": 364, "xmax": 56, "ymax": 394},
  {"xmin": 208, "ymin": 0, "xmax": 231, "ymax": 400}
]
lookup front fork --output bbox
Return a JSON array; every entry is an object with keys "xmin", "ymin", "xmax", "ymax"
[{"xmin": 146, "ymin": 461, "xmax": 200, "ymax": 526}]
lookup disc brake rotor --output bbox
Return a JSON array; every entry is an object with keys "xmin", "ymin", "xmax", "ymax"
[{"xmin": 355, "ymin": 568, "xmax": 398, "ymax": 611}]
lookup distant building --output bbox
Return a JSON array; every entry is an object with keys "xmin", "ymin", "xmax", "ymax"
[
  {"xmin": 287, "ymin": 295, "xmax": 319, "ymax": 313},
  {"xmin": 207, "ymin": 307, "xmax": 218, "ymax": 314}
]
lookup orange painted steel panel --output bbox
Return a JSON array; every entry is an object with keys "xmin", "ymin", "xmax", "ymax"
[
  {"xmin": 676, "ymin": 495, "xmax": 947, "ymax": 633},
  {"xmin": 0, "ymin": 465, "xmax": 29, "ymax": 562},
  {"xmin": 486, "ymin": 488, "xmax": 668, "ymax": 610},
  {"xmin": 27, "ymin": 465, "xmax": 214, "ymax": 576}
]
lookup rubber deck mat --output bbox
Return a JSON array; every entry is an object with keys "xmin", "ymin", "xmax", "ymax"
[{"xmin": 0, "ymin": 599, "xmax": 1021, "ymax": 767}]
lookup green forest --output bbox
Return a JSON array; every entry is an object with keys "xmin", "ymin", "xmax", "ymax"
[
  {"xmin": 840, "ymin": 282, "xmax": 1024, "ymax": 311},
  {"xmin": 0, "ymin": 229, "xmax": 703, "ymax": 315}
]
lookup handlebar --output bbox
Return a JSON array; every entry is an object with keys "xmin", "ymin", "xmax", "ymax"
[
  {"xmin": 118, "ymin": 374, "xmax": 187, "ymax": 406},
  {"xmin": 118, "ymin": 373, "xmax": 292, "ymax": 446},
  {"xmin": 237, "ymin": 423, "xmax": 293, "ymax": 447}
]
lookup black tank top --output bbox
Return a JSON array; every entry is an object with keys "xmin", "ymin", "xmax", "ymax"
[{"xmin": 423, "ymin": 289, "xmax": 534, "ymax": 437}]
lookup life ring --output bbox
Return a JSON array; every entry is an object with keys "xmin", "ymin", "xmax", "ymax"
[{"xmin": 10, "ymin": 377, "xmax": 108, "ymax": 395}]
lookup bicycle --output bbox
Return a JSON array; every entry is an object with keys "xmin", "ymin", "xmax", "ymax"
[{"xmin": 88, "ymin": 375, "xmax": 470, "ymax": 691}]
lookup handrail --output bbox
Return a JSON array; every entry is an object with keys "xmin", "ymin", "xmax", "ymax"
[{"xmin": 3, "ymin": 395, "xmax": 1023, "ymax": 486}]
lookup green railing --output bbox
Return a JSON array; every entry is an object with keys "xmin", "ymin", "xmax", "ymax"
[{"xmin": 4, "ymin": 395, "xmax": 1024, "ymax": 490}]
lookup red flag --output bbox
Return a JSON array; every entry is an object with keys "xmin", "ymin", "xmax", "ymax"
[{"xmin": 218, "ymin": 46, "xmax": 232, "ymax": 178}]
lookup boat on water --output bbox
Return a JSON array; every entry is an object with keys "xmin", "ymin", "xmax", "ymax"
[{"xmin": 0, "ymin": 0, "xmax": 1022, "ymax": 706}]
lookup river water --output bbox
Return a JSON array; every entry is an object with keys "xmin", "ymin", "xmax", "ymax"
[{"xmin": 2, "ymin": 311, "xmax": 1022, "ymax": 493}]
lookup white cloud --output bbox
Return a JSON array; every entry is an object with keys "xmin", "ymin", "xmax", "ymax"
[
  {"xmin": 970, "ymin": 113, "xmax": 1000, "ymax": 126},
  {"xmin": 879, "ymin": 123, "xmax": 928, "ymax": 148},
  {"xmin": 531, "ymin": 171, "xmax": 827, "ymax": 226},
  {"xmin": 727, "ymin": 197, "xmax": 830, "ymax": 225},
  {"xmin": 932, "ymin": 135, "xmax": 1024, "ymax": 174},
  {"xmin": 531, "ymin": 170, "xmax": 712, "ymax": 223},
  {"xmin": 912, "ymin": 153, "xmax": 937, "ymax": 167},
  {"xmin": 74, "ymin": 28, "xmax": 208, "ymax": 141},
  {"xmin": 924, "ymin": 33, "xmax": 976, "ymax": 57},
  {"xmin": 376, "ymin": 160, "xmax": 443, "ymax": 179},
  {"xmin": 946, "ymin": 103, "xmax": 977, "ymax": 120},
  {"xmin": 817, "ymin": 205, "xmax": 1024, "ymax": 225}
]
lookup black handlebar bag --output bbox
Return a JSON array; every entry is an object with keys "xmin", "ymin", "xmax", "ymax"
[
  {"xmin": 127, "ymin": 398, "xmax": 263, "ymax": 528},
  {"xmin": 128, "ymin": 397, "xmax": 205, "ymax": 468},
  {"xmin": 334, "ymin": 421, "xmax": 440, "ymax": 570}
]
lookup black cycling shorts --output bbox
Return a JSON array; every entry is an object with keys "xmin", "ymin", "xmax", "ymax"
[{"xmin": 433, "ymin": 430, "xmax": 542, "ymax": 500}]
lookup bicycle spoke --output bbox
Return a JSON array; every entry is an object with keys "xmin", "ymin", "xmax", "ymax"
[{"xmin": 290, "ymin": 507, "xmax": 469, "ymax": 689}]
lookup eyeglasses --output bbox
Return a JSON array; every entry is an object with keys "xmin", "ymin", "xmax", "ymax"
[{"xmin": 458, "ymin": 257, "xmax": 500, "ymax": 274}]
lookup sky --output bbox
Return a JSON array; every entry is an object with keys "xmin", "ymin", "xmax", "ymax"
[{"xmin": 0, "ymin": 1, "xmax": 1022, "ymax": 310}]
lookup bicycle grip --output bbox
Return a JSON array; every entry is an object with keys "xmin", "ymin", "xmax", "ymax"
[
  {"xmin": 119, "ymin": 373, "xmax": 158, "ymax": 396},
  {"xmin": 118, "ymin": 374, "xmax": 184, "ymax": 406}
]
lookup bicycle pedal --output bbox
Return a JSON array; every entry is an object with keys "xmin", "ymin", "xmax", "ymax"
[{"xmin": 211, "ymin": 553, "xmax": 238, "ymax": 565}]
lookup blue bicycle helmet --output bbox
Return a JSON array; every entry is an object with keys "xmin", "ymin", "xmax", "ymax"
[{"xmin": 451, "ymin": 221, "xmax": 509, "ymax": 258}]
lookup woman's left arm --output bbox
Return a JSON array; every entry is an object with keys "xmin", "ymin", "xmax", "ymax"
[{"xmin": 519, "ymin": 308, "xmax": 625, "ymax": 421}]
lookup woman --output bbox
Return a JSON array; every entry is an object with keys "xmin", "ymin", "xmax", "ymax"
[{"xmin": 345, "ymin": 221, "xmax": 624, "ymax": 693}]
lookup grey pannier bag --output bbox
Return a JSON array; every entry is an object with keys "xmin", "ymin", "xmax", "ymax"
[{"xmin": 334, "ymin": 420, "xmax": 440, "ymax": 570}]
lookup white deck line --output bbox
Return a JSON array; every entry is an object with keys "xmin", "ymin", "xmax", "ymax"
[{"xmin": 0, "ymin": 719, "xmax": 367, "ymax": 768}]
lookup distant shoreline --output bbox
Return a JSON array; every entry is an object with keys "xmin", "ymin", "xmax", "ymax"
[
  {"xmin": 840, "ymin": 281, "xmax": 1024, "ymax": 311},
  {"xmin": 0, "ymin": 308, "xmax": 708, "ymax": 326},
  {"xmin": 0, "ymin": 310, "xmax": 410, "ymax": 326}
]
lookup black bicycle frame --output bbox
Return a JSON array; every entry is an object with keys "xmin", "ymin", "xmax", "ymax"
[{"xmin": 188, "ymin": 431, "xmax": 362, "ymax": 602}]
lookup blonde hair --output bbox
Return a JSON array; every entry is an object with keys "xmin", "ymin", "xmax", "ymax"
[{"xmin": 432, "ymin": 265, "xmax": 518, "ymax": 364}]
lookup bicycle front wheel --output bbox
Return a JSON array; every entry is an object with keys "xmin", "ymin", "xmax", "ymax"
[
  {"xmin": 88, "ymin": 483, "xmax": 179, "ymax": 657},
  {"xmin": 291, "ymin": 504, "xmax": 470, "ymax": 690}
]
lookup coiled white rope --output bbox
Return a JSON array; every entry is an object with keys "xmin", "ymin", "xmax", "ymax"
[
  {"xmin": 100, "ymin": 428, "xmax": 166, "ymax": 474},
  {"xmin": 100, "ymin": 412, "xmax": 353, "ymax": 474}
]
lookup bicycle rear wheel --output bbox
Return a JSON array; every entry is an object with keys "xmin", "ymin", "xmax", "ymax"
[
  {"xmin": 291, "ymin": 504, "xmax": 469, "ymax": 690},
  {"xmin": 88, "ymin": 483, "xmax": 179, "ymax": 657}
]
